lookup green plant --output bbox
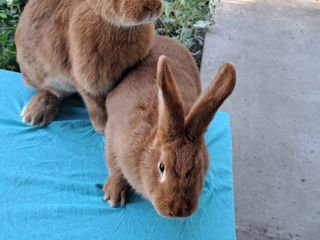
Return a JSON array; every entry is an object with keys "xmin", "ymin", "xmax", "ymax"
[
  {"xmin": 0, "ymin": 0, "xmax": 26, "ymax": 71},
  {"xmin": 156, "ymin": 0, "xmax": 215, "ymax": 52},
  {"xmin": 0, "ymin": 0, "xmax": 215, "ymax": 72}
]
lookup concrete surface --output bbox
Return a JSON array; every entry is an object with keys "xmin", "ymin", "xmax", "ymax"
[{"xmin": 200, "ymin": 0, "xmax": 320, "ymax": 239}]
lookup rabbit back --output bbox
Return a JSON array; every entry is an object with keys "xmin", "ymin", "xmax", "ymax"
[
  {"xmin": 15, "ymin": 0, "xmax": 155, "ymax": 96},
  {"xmin": 105, "ymin": 36, "xmax": 201, "ymax": 196}
]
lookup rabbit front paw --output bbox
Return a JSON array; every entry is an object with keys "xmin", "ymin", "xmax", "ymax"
[
  {"xmin": 103, "ymin": 175, "xmax": 130, "ymax": 207},
  {"xmin": 21, "ymin": 90, "xmax": 58, "ymax": 126}
]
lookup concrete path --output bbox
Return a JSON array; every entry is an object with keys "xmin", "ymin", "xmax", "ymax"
[{"xmin": 200, "ymin": 0, "xmax": 320, "ymax": 239}]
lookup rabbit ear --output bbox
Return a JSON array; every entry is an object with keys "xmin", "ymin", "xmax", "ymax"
[
  {"xmin": 185, "ymin": 63, "xmax": 236, "ymax": 141},
  {"xmin": 156, "ymin": 55, "xmax": 185, "ymax": 141}
]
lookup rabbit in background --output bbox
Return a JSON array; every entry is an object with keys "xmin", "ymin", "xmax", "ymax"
[
  {"xmin": 103, "ymin": 35, "xmax": 236, "ymax": 218},
  {"xmin": 16, "ymin": 0, "xmax": 162, "ymax": 134}
]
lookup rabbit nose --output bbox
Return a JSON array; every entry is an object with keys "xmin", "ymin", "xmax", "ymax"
[
  {"xmin": 169, "ymin": 205, "xmax": 192, "ymax": 218},
  {"xmin": 168, "ymin": 200, "xmax": 198, "ymax": 218},
  {"xmin": 169, "ymin": 208, "xmax": 190, "ymax": 218}
]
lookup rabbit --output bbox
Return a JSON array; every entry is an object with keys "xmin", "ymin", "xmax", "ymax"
[
  {"xmin": 15, "ymin": 0, "xmax": 162, "ymax": 134},
  {"xmin": 103, "ymin": 35, "xmax": 236, "ymax": 218}
]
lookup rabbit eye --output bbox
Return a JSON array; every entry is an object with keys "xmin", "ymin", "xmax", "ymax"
[{"xmin": 159, "ymin": 163, "xmax": 165, "ymax": 173}]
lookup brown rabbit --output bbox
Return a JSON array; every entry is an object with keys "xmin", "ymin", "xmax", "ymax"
[
  {"xmin": 15, "ymin": 0, "xmax": 162, "ymax": 134},
  {"xmin": 103, "ymin": 36, "xmax": 236, "ymax": 218}
]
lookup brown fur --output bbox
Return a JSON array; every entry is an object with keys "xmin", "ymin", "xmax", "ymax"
[
  {"xmin": 103, "ymin": 36, "xmax": 236, "ymax": 218},
  {"xmin": 20, "ymin": 89, "xmax": 58, "ymax": 126},
  {"xmin": 15, "ymin": 0, "xmax": 162, "ymax": 133}
]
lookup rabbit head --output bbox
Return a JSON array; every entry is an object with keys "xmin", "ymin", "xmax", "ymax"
[
  {"xmin": 141, "ymin": 56, "xmax": 236, "ymax": 218},
  {"xmin": 87, "ymin": 0, "xmax": 163, "ymax": 26}
]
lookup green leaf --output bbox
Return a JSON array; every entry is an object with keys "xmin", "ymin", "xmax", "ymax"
[
  {"xmin": 182, "ymin": 39, "xmax": 195, "ymax": 49},
  {"xmin": 0, "ymin": 34, "xmax": 8, "ymax": 44},
  {"xmin": 0, "ymin": 12, "xmax": 7, "ymax": 19},
  {"xmin": 162, "ymin": 17, "xmax": 175, "ymax": 24},
  {"xmin": 172, "ymin": 36, "xmax": 179, "ymax": 41},
  {"xmin": 183, "ymin": 28, "xmax": 193, "ymax": 39},
  {"xmin": 193, "ymin": 20, "xmax": 211, "ymax": 29}
]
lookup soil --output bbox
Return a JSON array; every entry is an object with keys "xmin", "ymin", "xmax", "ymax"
[{"xmin": 189, "ymin": 29, "xmax": 206, "ymax": 70}]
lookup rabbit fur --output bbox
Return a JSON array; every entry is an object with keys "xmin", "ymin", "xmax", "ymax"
[
  {"xmin": 15, "ymin": 0, "xmax": 162, "ymax": 133},
  {"xmin": 103, "ymin": 36, "xmax": 236, "ymax": 218}
]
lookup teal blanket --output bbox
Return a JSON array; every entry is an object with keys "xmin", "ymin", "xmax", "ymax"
[{"xmin": 0, "ymin": 70, "xmax": 235, "ymax": 240}]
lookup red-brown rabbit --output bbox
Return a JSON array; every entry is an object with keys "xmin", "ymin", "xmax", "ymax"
[
  {"xmin": 103, "ymin": 36, "xmax": 236, "ymax": 218},
  {"xmin": 15, "ymin": 0, "xmax": 162, "ymax": 133}
]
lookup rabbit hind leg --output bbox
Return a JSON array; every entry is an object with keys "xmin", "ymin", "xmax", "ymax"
[{"xmin": 21, "ymin": 72, "xmax": 76, "ymax": 126}]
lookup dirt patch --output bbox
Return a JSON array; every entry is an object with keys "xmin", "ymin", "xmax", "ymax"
[{"xmin": 189, "ymin": 29, "xmax": 206, "ymax": 70}]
